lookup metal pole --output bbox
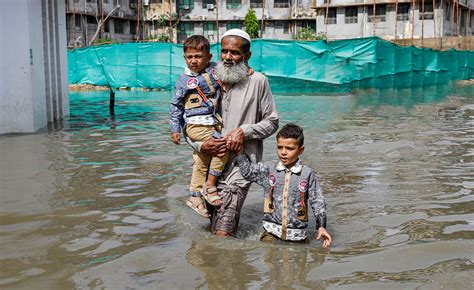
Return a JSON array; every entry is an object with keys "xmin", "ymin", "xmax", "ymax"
[
  {"xmin": 456, "ymin": 0, "xmax": 459, "ymax": 36},
  {"xmin": 137, "ymin": 0, "xmax": 140, "ymax": 40},
  {"xmin": 432, "ymin": 0, "xmax": 436, "ymax": 38},
  {"xmin": 325, "ymin": 1, "xmax": 329, "ymax": 36},
  {"xmin": 412, "ymin": 0, "xmax": 415, "ymax": 43},
  {"xmin": 451, "ymin": 0, "xmax": 455, "ymax": 35},
  {"xmin": 216, "ymin": 0, "xmax": 219, "ymax": 42},
  {"xmin": 395, "ymin": 0, "xmax": 399, "ymax": 39},
  {"xmin": 422, "ymin": 0, "xmax": 425, "ymax": 46},
  {"xmin": 169, "ymin": 0, "xmax": 172, "ymax": 42},
  {"xmin": 101, "ymin": 0, "xmax": 104, "ymax": 36},
  {"xmin": 261, "ymin": 0, "xmax": 265, "ymax": 38},
  {"xmin": 373, "ymin": 0, "xmax": 376, "ymax": 36},
  {"xmin": 73, "ymin": 0, "xmax": 76, "ymax": 48}
]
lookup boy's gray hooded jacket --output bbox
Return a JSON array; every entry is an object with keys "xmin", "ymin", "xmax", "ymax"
[{"xmin": 236, "ymin": 154, "xmax": 327, "ymax": 241}]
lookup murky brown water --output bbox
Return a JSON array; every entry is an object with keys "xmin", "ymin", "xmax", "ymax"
[{"xmin": 1, "ymin": 83, "xmax": 473, "ymax": 289}]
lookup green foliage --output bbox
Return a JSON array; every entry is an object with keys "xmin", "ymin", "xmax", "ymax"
[
  {"xmin": 92, "ymin": 38, "xmax": 114, "ymax": 45},
  {"xmin": 244, "ymin": 9, "xmax": 259, "ymax": 39},
  {"xmin": 294, "ymin": 28, "xmax": 327, "ymax": 41}
]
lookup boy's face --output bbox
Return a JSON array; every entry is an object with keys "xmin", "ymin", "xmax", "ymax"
[
  {"xmin": 277, "ymin": 137, "xmax": 304, "ymax": 168},
  {"xmin": 184, "ymin": 48, "xmax": 212, "ymax": 73}
]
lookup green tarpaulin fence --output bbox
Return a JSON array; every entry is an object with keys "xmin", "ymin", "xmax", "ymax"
[{"xmin": 68, "ymin": 37, "xmax": 473, "ymax": 91}]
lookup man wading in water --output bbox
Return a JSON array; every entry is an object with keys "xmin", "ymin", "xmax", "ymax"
[{"xmin": 187, "ymin": 29, "xmax": 279, "ymax": 237}]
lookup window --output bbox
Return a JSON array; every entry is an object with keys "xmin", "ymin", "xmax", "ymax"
[
  {"xmin": 419, "ymin": 3, "xmax": 434, "ymax": 20},
  {"xmin": 274, "ymin": 0, "xmax": 289, "ymax": 8},
  {"xmin": 445, "ymin": 4, "xmax": 451, "ymax": 21},
  {"xmin": 275, "ymin": 20, "xmax": 289, "ymax": 34},
  {"xmin": 179, "ymin": 0, "xmax": 194, "ymax": 10},
  {"xmin": 300, "ymin": 20, "xmax": 316, "ymax": 30},
  {"xmin": 203, "ymin": 22, "xmax": 217, "ymax": 41},
  {"xmin": 367, "ymin": 5, "xmax": 386, "ymax": 22},
  {"xmin": 325, "ymin": 8, "xmax": 336, "ymax": 25},
  {"xmin": 75, "ymin": 16, "xmax": 81, "ymax": 29},
  {"xmin": 345, "ymin": 7, "xmax": 357, "ymax": 24},
  {"xmin": 202, "ymin": 0, "xmax": 215, "ymax": 9},
  {"xmin": 250, "ymin": 0, "xmax": 263, "ymax": 9},
  {"xmin": 115, "ymin": 19, "xmax": 124, "ymax": 33},
  {"xmin": 227, "ymin": 0, "xmax": 241, "ymax": 9},
  {"xmin": 87, "ymin": 16, "xmax": 96, "ymax": 24},
  {"xmin": 178, "ymin": 22, "xmax": 194, "ymax": 36},
  {"xmin": 397, "ymin": 3, "xmax": 410, "ymax": 21},
  {"xmin": 104, "ymin": 20, "xmax": 109, "ymax": 32},
  {"xmin": 283, "ymin": 21, "xmax": 289, "ymax": 34},
  {"xmin": 130, "ymin": 20, "xmax": 136, "ymax": 34},
  {"xmin": 227, "ymin": 21, "xmax": 242, "ymax": 30},
  {"xmin": 275, "ymin": 20, "xmax": 290, "ymax": 34}
]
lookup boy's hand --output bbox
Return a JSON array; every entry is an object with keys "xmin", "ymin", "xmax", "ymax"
[
  {"xmin": 247, "ymin": 67, "xmax": 254, "ymax": 75},
  {"xmin": 316, "ymin": 227, "xmax": 332, "ymax": 248},
  {"xmin": 171, "ymin": 132, "xmax": 181, "ymax": 144}
]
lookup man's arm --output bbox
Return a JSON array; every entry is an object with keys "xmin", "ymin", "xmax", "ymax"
[{"xmin": 240, "ymin": 77, "xmax": 279, "ymax": 140}]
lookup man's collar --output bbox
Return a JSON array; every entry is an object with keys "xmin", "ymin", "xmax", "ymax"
[{"xmin": 276, "ymin": 160, "xmax": 302, "ymax": 174}]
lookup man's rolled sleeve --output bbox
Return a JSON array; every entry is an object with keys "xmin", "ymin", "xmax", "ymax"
[{"xmin": 240, "ymin": 77, "xmax": 279, "ymax": 140}]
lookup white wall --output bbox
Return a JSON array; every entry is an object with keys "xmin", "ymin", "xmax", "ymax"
[{"xmin": 0, "ymin": 0, "xmax": 68, "ymax": 134}]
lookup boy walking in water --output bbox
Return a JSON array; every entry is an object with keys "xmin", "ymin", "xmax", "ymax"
[
  {"xmin": 235, "ymin": 124, "xmax": 332, "ymax": 246},
  {"xmin": 169, "ymin": 35, "xmax": 227, "ymax": 217}
]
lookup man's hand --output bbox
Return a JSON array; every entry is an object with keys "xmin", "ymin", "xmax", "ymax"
[
  {"xmin": 225, "ymin": 128, "xmax": 244, "ymax": 153},
  {"xmin": 201, "ymin": 138, "xmax": 227, "ymax": 157},
  {"xmin": 316, "ymin": 227, "xmax": 332, "ymax": 248},
  {"xmin": 171, "ymin": 132, "xmax": 181, "ymax": 144}
]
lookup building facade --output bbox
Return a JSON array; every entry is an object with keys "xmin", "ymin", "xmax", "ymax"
[
  {"xmin": 169, "ymin": 0, "xmax": 473, "ymax": 42},
  {"xmin": 65, "ymin": 0, "xmax": 143, "ymax": 47},
  {"xmin": 65, "ymin": 0, "xmax": 474, "ymax": 46}
]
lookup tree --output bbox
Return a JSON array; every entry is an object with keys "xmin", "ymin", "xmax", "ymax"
[
  {"xmin": 244, "ymin": 9, "xmax": 258, "ymax": 39},
  {"xmin": 88, "ymin": 4, "xmax": 121, "ymax": 46}
]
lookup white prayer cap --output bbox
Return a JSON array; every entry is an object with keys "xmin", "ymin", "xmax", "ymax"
[{"xmin": 222, "ymin": 29, "xmax": 251, "ymax": 43}]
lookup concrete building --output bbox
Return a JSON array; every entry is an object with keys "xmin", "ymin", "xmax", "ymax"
[
  {"xmin": 1, "ymin": 0, "xmax": 69, "ymax": 134},
  {"xmin": 65, "ymin": 0, "xmax": 142, "ymax": 47},
  {"xmin": 144, "ymin": 0, "xmax": 178, "ymax": 43},
  {"xmin": 143, "ymin": 0, "xmax": 473, "ymax": 42},
  {"xmin": 313, "ymin": 0, "xmax": 473, "ymax": 40}
]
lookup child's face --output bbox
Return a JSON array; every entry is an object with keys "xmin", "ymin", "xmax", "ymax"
[
  {"xmin": 277, "ymin": 137, "xmax": 304, "ymax": 168},
  {"xmin": 184, "ymin": 48, "xmax": 212, "ymax": 73}
]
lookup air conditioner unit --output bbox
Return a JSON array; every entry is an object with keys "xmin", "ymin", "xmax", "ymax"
[
  {"xmin": 233, "ymin": 15, "xmax": 240, "ymax": 20},
  {"xmin": 183, "ymin": 4, "xmax": 190, "ymax": 10},
  {"xmin": 207, "ymin": 4, "xmax": 215, "ymax": 10},
  {"xmin": 143, "ymin": 0, "xmax": 149, "ymax": 5},
  {"xmin": 117, "ymin": 11, "xmax": 125, "ymax": 17}
]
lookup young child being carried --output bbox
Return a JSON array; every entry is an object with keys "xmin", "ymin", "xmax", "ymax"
[
  {"xmin": 235, "ymin": 124, "xmax": 332, "ymax": 246},
  {"xmin": 169, "ymin": 35, "xmax": 227, "ymax": 218}
]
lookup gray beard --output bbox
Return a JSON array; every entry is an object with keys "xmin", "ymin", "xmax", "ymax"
[{"xmin": 216, "ymin": 61, "xmax": 248, "ymax": 84}]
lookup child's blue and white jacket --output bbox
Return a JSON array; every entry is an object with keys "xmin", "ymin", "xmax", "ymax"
[
  {"xmin": 169, "ymin": 61, "xmax": 222, "ymax": 133},
  {"xmin": 236, "ymin": 154, "xmax": 327, "ymax": 241}
]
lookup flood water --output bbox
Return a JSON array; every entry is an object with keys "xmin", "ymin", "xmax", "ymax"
[{"xmin": 1, "ymin": 81, "xmax": 473, "ymax": 289}]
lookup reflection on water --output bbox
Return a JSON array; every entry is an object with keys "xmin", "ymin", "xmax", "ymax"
[{"xmin": 0, "ymin": 82, "xmax": 473, "ymax": 289}]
